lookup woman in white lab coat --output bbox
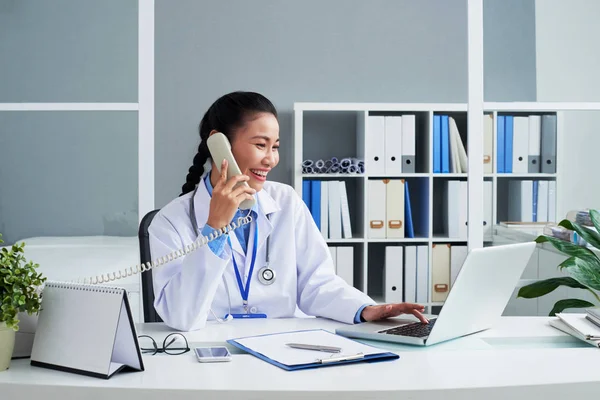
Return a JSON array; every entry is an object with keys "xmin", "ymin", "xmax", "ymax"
[{"xmin": 149, "ymin": 91, "xmax": 428, "ymax": 331}]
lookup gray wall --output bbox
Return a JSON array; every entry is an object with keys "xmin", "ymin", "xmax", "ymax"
[
  {"xmin": 483, "ymin": 0, "xmax": 537, "ymax": 102},
  {"xmin": 155, "ymin": 0, "xmax": 471, "ymax": 207},
  {"xmin": 0, "ymin": 0, "xmax": 138, "ymax": 244},
  {"xmin": 155, "ymin": 0, "xmax": 538, "ymax": 208},
  {"xmin": 0, "ymin": 0, "xmax": 138, "ymax": 102},
  {"xmin": 534, "ymin": 0, "xmax": 600, "ymax": 218},
  {"xmin": 0, "ymin": 0, "xmax": 538, "ymax": 243}
]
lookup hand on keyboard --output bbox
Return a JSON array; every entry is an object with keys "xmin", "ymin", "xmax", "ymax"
[{"xmin": 360, "ymin": 302, "xmax": 429, "ymax": 324}]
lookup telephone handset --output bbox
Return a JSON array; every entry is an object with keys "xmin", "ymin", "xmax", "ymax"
[{"xmin": 207, "ymin": 132, "xmax": 256, "ymax": 210}]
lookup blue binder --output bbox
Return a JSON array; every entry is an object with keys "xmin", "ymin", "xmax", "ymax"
[
  {"xmin": 497, "ymin": 116, "xmax": 505, "ymax": 173},
  {"xmin": 404, "ymin": 181, "xmax": 415, "ymax": 238},
  {"xmin": 441, "ymin": 115, "xmax": 450, "ymax": 173},
  {"xmin": 433, "ymin": 115, "xmax": 441, "ymax": 173},
  {"xmin": 227, "ymin": 329, "xmax": 399, "ymax": 371},
  {"xmin": 504, "ymin": 116, "xmax": 514, "ymax": 173}
]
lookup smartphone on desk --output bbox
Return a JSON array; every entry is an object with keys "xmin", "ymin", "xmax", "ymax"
[{"xmin": 194, "ymin": 346, "xmax": 232, "ymax": 363}]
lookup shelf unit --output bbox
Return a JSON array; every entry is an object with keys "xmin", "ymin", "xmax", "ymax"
[{"xmin": 293, "ymin": 102, "xmax": 568, "ymax": 312}]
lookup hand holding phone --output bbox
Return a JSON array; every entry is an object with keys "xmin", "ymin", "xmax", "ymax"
[
  {"xmin": 206, "ymin": 133, "xmax": 257, "ymax": 229},
  {"xmin": 207, "ymin": 132, "xmax": 256, "ymax": 210}
]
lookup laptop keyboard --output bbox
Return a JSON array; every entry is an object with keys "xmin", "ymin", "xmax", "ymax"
[{"xmin": 377, "ymin": 318, "xmax": 437, "ymax": 338}]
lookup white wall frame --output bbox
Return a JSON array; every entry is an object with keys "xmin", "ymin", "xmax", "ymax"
[
  {"xmin": 467, "ymin": 0, "xmax": 484, "ymax": 251},
  {"xmin": 0, "ymin": 103, "xmax": 138, "ymax": 111},
  {"xmin": 138, "ymin": 0, "xmax": 155, "ymax": 222}
]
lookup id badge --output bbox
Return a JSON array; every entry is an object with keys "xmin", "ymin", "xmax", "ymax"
[{"xmin": 227, "ymin": 313, "xmax": 267, "ymax": 319}]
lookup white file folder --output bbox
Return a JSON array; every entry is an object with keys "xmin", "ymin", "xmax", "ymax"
[
  {"xmin": 367, "ymin": 116, "xmax": 386, "ymax": 176},
  {"xmin": 386, "ymin": 179, "xmax": 405, "ymax": 239},
  {"xmin": 483, "ymin": 114, "xmax": 493, "ymax": 174},
  {"xmin": 338, "ymin": 181, "xmax": 353, "ymax": 239},
  {"xmin": 537, "ymin": 180, "xmax": 549, "ymax": 223},
  {"xmin": 458, "ymin": 181, "xmax": 468, "ymax": 240},
  {"xmin": 401, "ymin": 115, "xmax": 416, "ymax": 173},
  {"xmin": 384, "ymin": 246, "xmax": 403, "ymax": 303},
  {"xmin": 384, "ymin": 116, "xmax": 403, "ymax": 174},
  {"xmin": 548, "ymin": 180, "xmax": 557, "ymax": 222},
  {"xmin": 450, "ymin": 245, "xmax": 468, "ymax": 287},
  {"xmin": 320, "ymin": 181, "xmax": 329, "ymax": 239},
  {"xmin": 416, "ymin": 245, "xmax": 429, "ymax": 304},
  {"xmin": 336, "ymin": 246, "xmax": 354, "ymax": 287},
  {"xmin": 30, "ymin": 281, "xmax": 143, "ymax": 379},
  {"xmin": 368, "ymin": 179, "xmax": 387, "ymax": 238},
  {"xmin": 444, "ymin": 180, "xmax": 466, "ymax": 239},
  {"xmin": 528, "ymin": 115, "xmax": 541, "ymax": 173},
  {"xmin": 431, "ymin": 244, "xmax": 450, "ymax": 302},
  {"xmin": 512, "ymin": 116, "xmax": 529, "ymax": 174},
  {"xmin": 328, "ymin": 180, "xmax": 342, "ymax": 240},
  {"xmin": 404, "ymin": 246, "xmax": 417, "ymax": 303},
  {"xmin": 329, "ymin": 246, "xmax": 337, "ymax": 273},
  {"xmin": 483, "ymin": 181, "xmax": 493, "ymax": 240}
]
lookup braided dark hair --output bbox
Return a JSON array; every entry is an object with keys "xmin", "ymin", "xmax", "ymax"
[{"xmin": 180, "ymin": 91, "xmax": 278, "ymax": 196}]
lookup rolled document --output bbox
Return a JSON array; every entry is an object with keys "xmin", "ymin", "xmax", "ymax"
[{"xmin": 340, "ymin": 158, "xmax": 352, "ymax": 169}]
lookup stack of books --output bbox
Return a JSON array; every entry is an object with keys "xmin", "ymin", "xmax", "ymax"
[{"xmin": 549, "ymin": 309, "xmax": 600, "ymax": 348}]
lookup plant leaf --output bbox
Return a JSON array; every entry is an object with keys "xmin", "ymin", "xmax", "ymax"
[
  {"xmin": 589, "ymin": 210, "xmax": 600, "ymax": 234},
  {"xmin": 559, "ymin": 256, "xmax": 600, "ymax": 291},
  {"xmin": 549, "ymin": 298, "xmax": 596, "ymax": 316},
  {"xmin": 535, "ymin": 234, "xmax": 599, "ymax": 264},
  {"xmin": 559, "ymin": 219, "xmax": 600, "ymax": 252},
  {"xmin": 517, "ymin": 277, "xmax": 589, "ymax": 299}
]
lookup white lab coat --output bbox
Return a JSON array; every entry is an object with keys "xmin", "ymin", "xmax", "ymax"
[{"xmin": 149, "ymin": 179, "xmax": 374, "ymax": 331}]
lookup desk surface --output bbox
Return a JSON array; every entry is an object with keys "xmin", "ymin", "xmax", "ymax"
[{"xmin": 2, "ymin": 317, "xmax": 599, "ymax": 400}]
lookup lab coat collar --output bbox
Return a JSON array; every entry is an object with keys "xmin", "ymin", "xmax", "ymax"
[{"xmin": 191, "ymin": 176, "xmax": 280, "ymax": 257}]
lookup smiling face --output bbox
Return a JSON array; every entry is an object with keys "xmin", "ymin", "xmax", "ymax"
[{"xmin": 210, "ymin": 112, "xmax": 280, "ymax": 192}]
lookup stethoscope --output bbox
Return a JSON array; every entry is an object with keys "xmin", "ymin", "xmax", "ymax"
[{"xmin": 189, "ymin": 185, "xmax": 276, "ymax": 286}]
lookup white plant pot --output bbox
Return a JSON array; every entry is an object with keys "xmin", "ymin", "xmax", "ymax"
[{"xmin": 0, "ymin": 322, "xmax": 16, "ymax": 371}]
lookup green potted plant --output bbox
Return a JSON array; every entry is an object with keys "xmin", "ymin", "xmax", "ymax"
[
  {"xmin": 0, "ymin": 233, "xmax": 46, "ymax": 371},
  {"xmin": 518, "ymin": 210, "xmax": 600, "ymax": 315}
]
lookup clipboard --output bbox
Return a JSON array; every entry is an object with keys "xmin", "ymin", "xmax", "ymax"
[{"xmin": 227, "ymin": 329, "xmax": 399, "ymax": 371}]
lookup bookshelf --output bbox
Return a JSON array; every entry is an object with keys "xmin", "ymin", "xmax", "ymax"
[{"xmin": 292, "ymin": 102, "xmax": 567, "ymax": 313}]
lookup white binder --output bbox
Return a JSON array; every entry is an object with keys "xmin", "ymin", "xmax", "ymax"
[
  {"xmin": 328, "ymin": 246, "xmax": 337, "ymax": 273},
  {"xmin": 483, "ymin": 114, "xmax": 493, "ymax": 174},
  {"xmin": 368, "ymin": 179, "xmax": 387, "ymax": 238},
  {"xmin": 404, "ymin": 246, "xmax": 417, "ymax": 303},
  {"xmin": 512, "ymin": 116, "xmax": 530, "ymax": 174},
  {"xmin": 336, "ymin": 246, "xmax": 354, "ymax": 287},
  {"xmin": 401, "ymin": 115, "xmax": 416, "ymax": 173},
  {"xmin": 30, "ymin": 281, "xmax": 144, "ymax": 379},
  {"xmin": 415, "ymin": 245, "xmax": 429, "ymax": 304},
  {"xmin": 386, "ymin": 179, "xmax": 405, "ymax": 239},
  {"xmin": 450, "ymin": 245, "xmax": 468, "ymax": 287},
  {"xmin": 483, "ymin": 181, "xmax": 493, "ymax": 240},
  {"xmin": 528, "ymin": 115, "xmax": 541, "ymax": 173},
  {"xmin": 338, "ymin": 180, "xmax": 353, "ymax": 239},
  {"xmin": 367, "ymin": 116, "xmax": 386, "ymax": 176},
  {"xmin": 384, "ymin": 116, "xmax": 403, "ymax": 174},
  {"xmin": 328, "ymin": 180, "xmax": 342, "ymax": 240},
  {"xmin": 431, "ymin": 244, "xmax": 450, "ymax": 302},
  {"xmin": 384, "ymin": 246, "xmax": 403, "ymax": 303},
  {"xmin": 537, "ymin": 180, "xmax": 549, "ymax": 223}
]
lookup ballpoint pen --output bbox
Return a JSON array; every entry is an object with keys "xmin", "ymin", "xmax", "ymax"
[{"xmin": 285, "ymin": 343, "xmax": 342, "ymax": 353}]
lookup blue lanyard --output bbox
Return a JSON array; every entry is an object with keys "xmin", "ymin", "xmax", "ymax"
[{"xmin": 227, "ymin": 224, "xmax": 258, "ymax": 309}]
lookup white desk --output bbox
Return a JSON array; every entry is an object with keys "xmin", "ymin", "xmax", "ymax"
[{"xmin": 1, "ymin": 317, "xmax": 599, "ymax": 400}]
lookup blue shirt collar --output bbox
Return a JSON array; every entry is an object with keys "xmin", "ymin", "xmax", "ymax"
[{"xmin": 203, "ymin": 173, "xmax": 259, "ymax": 216}]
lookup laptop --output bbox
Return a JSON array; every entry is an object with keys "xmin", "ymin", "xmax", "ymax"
[{"xmin": 336, "ymin": 242, "xmax": 536, "ymax": 346}]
